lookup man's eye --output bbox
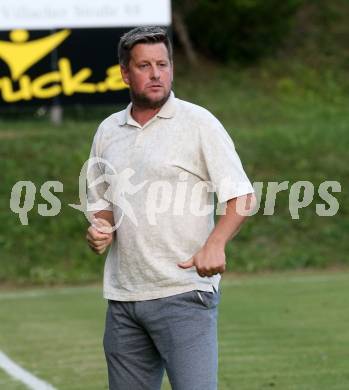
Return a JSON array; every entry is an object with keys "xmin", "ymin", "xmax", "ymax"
[
  {"xmin": 159, "ymin": 63, "xmax": 168, "ymax": 68},
  {"xmin": 139, "ymin": 64, "xmax": 149, "ymax": 69}
]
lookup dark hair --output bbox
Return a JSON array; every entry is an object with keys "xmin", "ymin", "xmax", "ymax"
[{"xmin": 118, "ymin": 26, "xmax": 173, "ymax": 67}]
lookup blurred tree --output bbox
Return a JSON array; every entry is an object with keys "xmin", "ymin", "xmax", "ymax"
[
  {"xmin": 173, "ymin": 0, "xmax": 305, "ymax": 63},
  {"xmin": 172, "ymin": 8, "xmax": 198, "ymax": 65},
  {"xmin": 285, "ymin": 0, "xmax": 349, "ymax": 68}
]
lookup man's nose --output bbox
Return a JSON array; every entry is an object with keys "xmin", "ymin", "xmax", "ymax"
[{"xmin": 150, "ymin": 64, "xmax": 160, "ymax": 79}]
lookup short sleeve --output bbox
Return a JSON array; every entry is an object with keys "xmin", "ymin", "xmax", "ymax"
[
  {"xmin": 199, "ymin": 118, "xmax": 254, "ymax": 203},
  {"xmin": 86, "ymin": 129, "xmax": 113, "ymax": 212}
]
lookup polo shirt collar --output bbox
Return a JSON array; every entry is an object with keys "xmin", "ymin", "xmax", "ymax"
[
  {"xmin": 156, "ymin": 91, "xmax": 176, "ymax": 119},
  {"xmin": 120, "ymin": 91, "xmax": 176, "ymax": 127}
]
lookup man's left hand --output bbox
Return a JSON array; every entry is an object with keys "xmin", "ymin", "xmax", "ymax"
[{"xmin": 177, "ymin": 242, "xmax": 226, "ymax": 277}]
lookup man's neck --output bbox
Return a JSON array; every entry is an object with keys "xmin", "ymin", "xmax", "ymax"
[{"xmin": 131, "ymin": 105, "xmax": 161, "ymax": 127}]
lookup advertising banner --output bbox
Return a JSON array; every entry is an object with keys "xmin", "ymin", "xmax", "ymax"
[{"xmin": 0, "ymin": 0, "xmax": 171, "ymax": 105}]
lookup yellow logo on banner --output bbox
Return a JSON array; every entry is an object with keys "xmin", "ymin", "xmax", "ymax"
[{"xmin": 0, "ymin": 30, "xmax": 127, "ymax": 103}]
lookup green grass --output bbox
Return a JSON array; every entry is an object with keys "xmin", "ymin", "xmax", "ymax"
[
  {"xmin": 0, "ymin": 270, "xmax": 348, "ymax": 389},
  {"xmin": 0, "ymin": 60, "xmax": 348, "ymax": 283}
]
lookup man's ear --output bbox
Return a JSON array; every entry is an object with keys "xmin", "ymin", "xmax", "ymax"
[{"xmin": 120, "ymin": 65, "xmax": 130, "ymax": 85}]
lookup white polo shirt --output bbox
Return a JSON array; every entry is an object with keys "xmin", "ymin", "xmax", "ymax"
[{"xmin": 87, "ymin": 91, "xmax": 254, "ymax": 301}]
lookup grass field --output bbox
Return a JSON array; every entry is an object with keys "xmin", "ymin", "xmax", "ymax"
[{"xmin": 0, "ymin": 269, "xmax": 348, "ymax": 390}]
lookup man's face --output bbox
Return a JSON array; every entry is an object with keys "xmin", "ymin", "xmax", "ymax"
[{"xmin": 121, "ymin": 42, "xmax": 173, "ymax": 109}]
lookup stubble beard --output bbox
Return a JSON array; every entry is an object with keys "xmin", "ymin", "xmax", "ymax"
[{"xmin": 130, "ymin": 88, "xmax": 171, "ymax": 109}]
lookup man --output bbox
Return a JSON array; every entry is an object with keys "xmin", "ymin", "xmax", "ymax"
[{"xmin": 86, "ymin": 26, "xmax": 256, "ymax": 390}]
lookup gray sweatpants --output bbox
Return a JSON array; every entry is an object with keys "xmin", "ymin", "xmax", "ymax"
[{"xmin": 103, "ymin": 288, "xmax": 220, "ymax": 390}]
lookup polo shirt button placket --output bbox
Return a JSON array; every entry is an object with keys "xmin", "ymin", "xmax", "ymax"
[{"xmin": 134, "ymin": 130, "xmax": 143, "ymax": 148}]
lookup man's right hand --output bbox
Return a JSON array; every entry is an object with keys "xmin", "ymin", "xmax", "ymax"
[{"xmin": 86, "ymin": 218, "xmax": 113, "ymax": 255}]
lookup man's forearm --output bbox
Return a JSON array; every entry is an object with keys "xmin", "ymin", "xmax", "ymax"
[{"xmin": 206, "ymin": 193, "xmax": 256, "ymax": 248}]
